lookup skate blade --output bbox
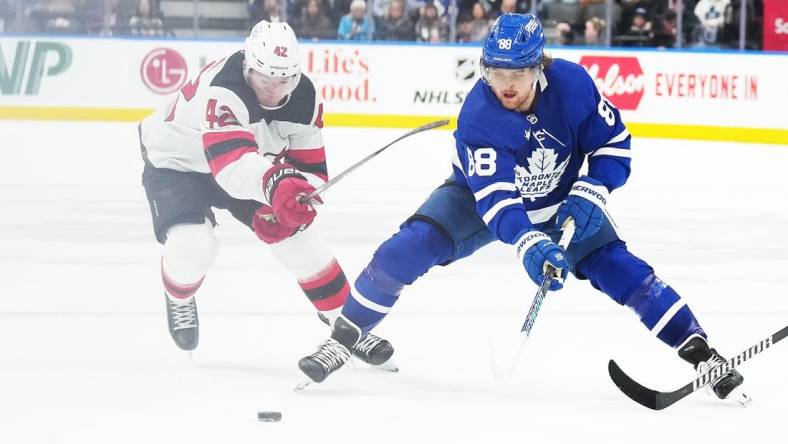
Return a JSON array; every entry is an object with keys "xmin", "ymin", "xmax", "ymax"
[
  {"xmin": 294, "ymin": 378, "xmax": 312, "ymax": 391},
  {"xmin": 727, "ymin": 386, "xmax": 752, "ymax": 407},
  {"xmin": 373, "ymin": 360, "xmax": 399, "ymax": 372}
]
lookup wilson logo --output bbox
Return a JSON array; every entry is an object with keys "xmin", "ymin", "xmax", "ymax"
[{"xmin": 579, "ymin": 56, "xmax": 645, "ymax": 111}]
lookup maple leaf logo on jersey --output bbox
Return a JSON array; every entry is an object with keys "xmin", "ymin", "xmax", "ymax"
[{"xmin": 514, "ymin": 148, "xmax": 570, "ymax": 202}]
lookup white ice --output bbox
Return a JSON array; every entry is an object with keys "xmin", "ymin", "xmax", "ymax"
[{"xmin": 1, "ymin": 121, "xmax": 787, "ymax": 444}]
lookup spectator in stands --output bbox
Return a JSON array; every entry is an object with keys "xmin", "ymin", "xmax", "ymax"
[
  {"xmin": 295, "ymin": 0, "xmax": 335, "ymax": 39},
  {"xmin": 456, "ymin": 14, "xmax": 474, "ymax": 42},
  {"xmin": 415, "ymin": 1, "xmax": 448, "ymax": 42},
  {"xmin": 720, "ymin": 0, "xmax": 762, "ymax": 49},
  {"xmin": 582, "ymin": 16, "xmax": 605, "ymax": 46},
  {"xmin": 650, "ymin": 9, "xmax": 677, "ymax": 48},
  {"xmin": 337, "ymin": 0, "xmax": 375, "ymax": 40},
  {"xmin": 129, "ymin": 0, "xmax": 164, "ymax": 36},
  {"xmin": 620, "ymin": 6, "xmax": 651, "ymax": 46},
  {"xmin": 498, "ymin": 0, "xmax": 517, "ymax": 16},
  {"xmin": 694, "ymin": 0, "xmax": 729, "ymax": 46},
  {"xmin": 27, "ymin": 0, "xmax": 82, "ymax": 34},
  {"xmin": 249, "ymin": 0, "xmax": 284, "ymax": 25},
  {"xmin": 469, "ymin": 2, "xmax": 490, "ymax": 41},
  {"xmin": 0, "ymin": 0, "xmax": 11, "ymax": 32},
  {"xmin": 555, "ymin": 21, "xmax": 575, "ymax": 45},
  {"xmin": 376, "ymin": 0, "xmax": 415, "ymax": 41}
]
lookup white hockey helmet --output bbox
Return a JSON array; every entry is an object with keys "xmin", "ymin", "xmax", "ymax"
[{"xmin": 244, "ymin": 20, "xmax": 301, "ymax": 78}]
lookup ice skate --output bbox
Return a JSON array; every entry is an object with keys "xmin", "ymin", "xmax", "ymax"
[
  {"xmin": 164, "ymin": 292, "xmax": 199, "ymax": 351},
  {"xmin": 296, "ymin": 339, "xmax": 351, "ymax": 389},
  {"xmin": 316, "ymin": 313, "xmax": 397, "ymax": 371},
  {"xmin": 678, "ymin": 335, "xmax": 751, "ymax": 406}
]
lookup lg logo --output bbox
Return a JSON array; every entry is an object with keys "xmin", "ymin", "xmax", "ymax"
[{"xmin": 776, "ymin": 18, "xmax": 788, "ymax": 35}]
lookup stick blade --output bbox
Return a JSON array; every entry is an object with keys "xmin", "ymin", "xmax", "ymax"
[{"xmin": 608, "ymin": 360, "xmax": 662, "ymax": 410}]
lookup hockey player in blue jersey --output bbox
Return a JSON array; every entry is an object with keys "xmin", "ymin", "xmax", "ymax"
[{"xmin": 298, "ymin": 13, "xmax": 748, "ymax": 403}]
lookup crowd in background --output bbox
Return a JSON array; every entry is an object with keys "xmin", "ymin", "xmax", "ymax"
[{"xmin": 0, "ymin": 0, "xmax": 766, "ymax": 49}]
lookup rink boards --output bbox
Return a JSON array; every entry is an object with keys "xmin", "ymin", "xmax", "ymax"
[{"xmin": 0, "ymin": 36, "xmax": 786, "ymax": 144}]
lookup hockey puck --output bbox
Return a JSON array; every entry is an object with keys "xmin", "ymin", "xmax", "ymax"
[{"xmin": 257, "ymin": 411, "xmax": 282, "ymax": 422}]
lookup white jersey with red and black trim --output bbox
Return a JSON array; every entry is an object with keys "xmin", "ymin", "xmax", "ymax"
[{"xmin": 140, "ymin": 50, "xmax": 327, "ymax": 204}]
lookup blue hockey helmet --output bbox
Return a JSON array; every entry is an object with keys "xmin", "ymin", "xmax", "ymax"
[{"xmin": 481, "ymin": 13, "xmax": 545, "ymax": 70}]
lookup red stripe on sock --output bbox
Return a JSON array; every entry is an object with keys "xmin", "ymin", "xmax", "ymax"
[
  {"xmin": 298, "ymin": 259, "xmax": 341, "ymax": 291},
  {"xmin": 161, "ymin": 262, "xmax": 204, "ymax": 300},
  {"xmin": 311, "ymin": 281, "xmax": 350, "ymax": 311}
]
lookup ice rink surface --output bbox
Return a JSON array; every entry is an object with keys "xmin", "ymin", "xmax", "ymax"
[{"xmin": 1, "ymin": 120, "xmax": 787, "ymax": 444}]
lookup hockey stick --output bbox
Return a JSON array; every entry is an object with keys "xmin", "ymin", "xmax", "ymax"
[
  {"xmin": 609, "ymin": 324, "xmax": 788, "ymax": 410},
  {"xmin": 299, "ymin": 119, "xmax": 450, "ymax": 203},
  {"xmin": 491, "ymin": 218, "xmax": 576, "ymax": 381}
]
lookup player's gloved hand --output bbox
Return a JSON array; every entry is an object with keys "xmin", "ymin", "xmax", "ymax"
[
  {"xmin": 556, "ymin": 176, "xmax": 609, "ymax": 243},
  {"xmin": 515, "ymin": 230, "xmax": 570, "ymax": 291},
  {"xmin": 262, "ymin": 163, "xmax": 323, "ymax": 228},
  {"xmin": 252, "ymin": 204, "xmax": 298, "ymax": 244}
]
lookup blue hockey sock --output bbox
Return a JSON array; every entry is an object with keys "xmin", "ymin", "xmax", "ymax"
[
  {"xmin": 577, "ymin": 241, "xmax": 706, "ymax": 348},
  {"xmin": 343, "ymin": 220, "xmax": 453, "ymax": 334},
  {"xmin": 624, "ymin": 274, "xmax": 706, "ymax": 347}
]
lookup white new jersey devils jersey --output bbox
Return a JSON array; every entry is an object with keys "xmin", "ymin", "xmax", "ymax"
[{"xmin": 140, "ymin": 51, "xmax": 327, "ymax": 205}]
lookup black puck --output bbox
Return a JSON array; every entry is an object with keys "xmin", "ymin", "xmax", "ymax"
[{"xmin": 257, "ymin": 411, "xmax": 282, "ymax": 422}]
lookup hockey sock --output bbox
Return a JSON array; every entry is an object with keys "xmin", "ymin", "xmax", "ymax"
[
  {"xmin": 162, "ymin": 261, "xmax": 205, "ymax": 302},
  {"xmin": 344, "ymin": 220, "xmax": 452, "ymax": 334},
  {"xmin": 577, "ymin": 240, "xmax": 706, "ymax": 348},
  {"xmin": 298, "ymin": 259, "xmax": 350, "ymax": 324},
  {"xmin": 161, "ymin": 221, "xmax": 218, "ymax": 302},
  {"xmin": 268, "ymin": 227, "xmax": 349, "ymax": 323},
  {"xmin": 625, "ymin": 274, "xmax": 706, "ymax": 347}
]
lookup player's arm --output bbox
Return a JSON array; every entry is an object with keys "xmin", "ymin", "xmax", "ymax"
[
  {"xmin": 577, "ymin": 73, "xmax": 632, "ymax": 192},
  {"xmin": 455, "ymin": 137, "xmax": 531, "ymax": 245},
  {"xmin": 284, "ymin": 102, "xmax": 328, "ymax": 187},
  {"xmin": 557, "ymin": 71, "xmax": 632, "ymax": 242},
  {"xmin": 456, "ymin": 137, "xmax": 569, "ymax": 291},
  {"xmin": 200, "ymin": 86, "xmax": 272, "ymax": 203}
]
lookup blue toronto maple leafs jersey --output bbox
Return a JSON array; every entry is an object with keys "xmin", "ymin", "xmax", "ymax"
[{"xmin": 453, "ymin": 58, "xmax": 632, "ymax": 245}]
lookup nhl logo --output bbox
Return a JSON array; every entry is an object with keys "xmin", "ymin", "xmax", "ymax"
[{"xmin": 455, "ymin": 58, "xmax": 477, "ymax": 82}]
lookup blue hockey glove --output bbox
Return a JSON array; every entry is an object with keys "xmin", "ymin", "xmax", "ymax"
[
  {"xmin": 515, "ymin": 230, "xmax": 570, "ymax": 291},
  {"xmin": 556, "ymin": 176, "xmax": 609, "ymax": 243}
]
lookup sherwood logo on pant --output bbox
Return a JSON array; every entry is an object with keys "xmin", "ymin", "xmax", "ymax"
[{"xmin": 0, "ymin": 41, "xmax": 72, "ymax": 95}]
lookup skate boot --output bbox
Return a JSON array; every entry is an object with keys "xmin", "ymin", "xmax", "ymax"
[
  {"xmin": 298, "ymin": 338, "xmax": 351, "ymax": 385},
  {"xmin": 316, "ymin": 313, "xmax": 395, "ymax": 367},
  {"xmin": 678, "ymin": 334, "xmax": 750, "ymax": 405},
  {"xmin": 164, "ymin": 293, "xmax": 199, "ymax": 351}
]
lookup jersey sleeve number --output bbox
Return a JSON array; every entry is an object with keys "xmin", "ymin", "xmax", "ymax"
[
  {"xmin": 466, "ymin": 147, "xmax": 497, "ymax": 177},
  {"xmin": 597, "ymin": 97, "xmax": 616, "ymax": 126}
]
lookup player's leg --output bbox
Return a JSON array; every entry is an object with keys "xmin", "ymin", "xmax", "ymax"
[
  {"xmin": 224, "ymin": 193, "xmax": 395, "ymax": 368},
  {"xmin": 340, "ymin": 180, "xmax": 494, "ymax": 338},
  {"xmin": 569, "ymin": 220, "xmax": 747, "ymax": 402},
  {"xmin": 298, "ymin": 180, "xmax": 495, "ymax": 384},
  {"xmin": 142, "ymin": 165, "xmax": 220, "ymax": 351}
]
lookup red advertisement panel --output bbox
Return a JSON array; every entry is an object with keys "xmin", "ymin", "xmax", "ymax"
[{"xmin": 763, "ymin": 0, "xmax": 788, "ymax": 51}]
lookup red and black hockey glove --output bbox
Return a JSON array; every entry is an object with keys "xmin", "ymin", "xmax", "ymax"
[
  {"xmin": 252, "ymin": 204, "xmax": 299, "ymax": 244},
  {"xmin": 262, "ymin": 163, "xmax": 323, "ymax": 228}
]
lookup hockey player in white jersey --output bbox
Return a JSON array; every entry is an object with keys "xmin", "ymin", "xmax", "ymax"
[{"xmin": 138, "ymin": 21, "xmax": 394, "ymax": 368}]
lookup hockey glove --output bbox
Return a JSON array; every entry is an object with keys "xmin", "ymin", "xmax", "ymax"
[
  {"xmin": 515, "ymin": 230, "xmax": 570, "ymax": 291},
  {"xmin": 556, "ymin": 176, "xmax": 609, "ymax": 243},
  {"xmin": 252, "ymin": 204, "xmax": 300, "ymax": 244},
  {"xmin": 262, "ymin": 163, "xmax": 323, "ymax": 228}
]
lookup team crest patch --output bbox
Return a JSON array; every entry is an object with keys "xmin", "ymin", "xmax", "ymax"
[{"xmin": 514, "ymin": 148, "xmax": 570, "ymax": 201}]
